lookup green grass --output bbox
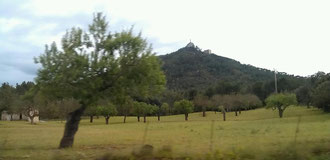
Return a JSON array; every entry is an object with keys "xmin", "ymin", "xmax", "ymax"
[{"xmin": 1, "ymin": 107, "xmax": 330, "ymax": 160}]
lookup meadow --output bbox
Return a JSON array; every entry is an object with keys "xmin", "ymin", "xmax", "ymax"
[{"xmin": 1, "ymin": 107, "xmax": 330, "ymax": 160}]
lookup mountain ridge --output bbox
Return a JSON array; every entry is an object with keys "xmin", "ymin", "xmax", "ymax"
[{"xmin": 158, "ymin": 43, "xmax": 306, "ymax": 92}]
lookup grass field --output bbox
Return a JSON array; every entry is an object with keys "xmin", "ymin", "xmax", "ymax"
[{"xmin": 1, "ymin": 107, "xmax": 330, "ymax": 160}]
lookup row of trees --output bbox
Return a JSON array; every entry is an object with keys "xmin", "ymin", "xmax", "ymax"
[{"xmin": 0, "ymin": 81, "xmax": 41, "ymax": 123}]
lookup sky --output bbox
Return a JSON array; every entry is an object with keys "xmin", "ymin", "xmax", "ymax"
[{"xmin": 1, "ymin": 0, "xmax": 330, "ymax": 85}]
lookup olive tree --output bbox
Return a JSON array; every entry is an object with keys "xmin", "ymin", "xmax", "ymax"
[
  {"xmin": 265, "ymin": 93, "xmax": 297, "ymax": 118},
  {"xmin": 174, "ymin": 99, "xmax": 194, "ymax": 121},
  {"xmin": 34, "ymin": 13, "xmax": 165, "ymax": 148}
]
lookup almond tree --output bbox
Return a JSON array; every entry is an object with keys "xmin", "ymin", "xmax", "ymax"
[{"xmin": 34, "ymin": 13, "xmax": 165, "ymax": 148}]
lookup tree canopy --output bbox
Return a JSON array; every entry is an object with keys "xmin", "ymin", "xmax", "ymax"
[
  {"xmin": 265, "ymin": 93, "xmax": 297, "ymax": 118},
  {"xmin": 174, "ymin": 99, "xmax": 194, "ymax": 121},
  {"xmin": 34, "ymin": 12, "xmax": 166, "ymax": 148}
]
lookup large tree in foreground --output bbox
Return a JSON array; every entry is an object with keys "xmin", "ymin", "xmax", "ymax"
[
  {"xmin": 265, "ymin": 93, "xmax": 297, "ymax": 118},
  {"xmin": 34, "ymin": 13, "xmax": 165, "ymax": 148}
]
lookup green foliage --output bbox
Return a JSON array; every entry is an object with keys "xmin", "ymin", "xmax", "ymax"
[
  {"xmin": 34, "ymin": 12, "xmax": 166, "ymax": 108},
  {"xmin": 295, "ymin": 85, "xmax": 312, "ymax": 106},
  {"xmin": 193, "ymin": 94, "xmax": 210, "ymax": 112},
  {"xmin": 85, "ymin": 105, "xmax": 99, "ymax": 117},
  {"xmin": 0, "ymin": 83, "xmax": 17, "ymax": 113},
  {"xmin": 174, "ymin": 99, "xmax": 194, "ymax": 114},
  {"xmin": 266, "ymin": 93, "xmax": 298, "ymax": 109},
  {"xmin": 211, "ymin": 94, "xmax": 262, "ymax": 111},
  {"xmin": 132, "ymin": 102, "xmax": 157, "ymax": 116},
  {"xmin": 312, "ymin": 81, "xmax": 330, "ymax": 112},
  {"xmin": 159, "ymin": 46, "xmax": 306, "ymax": 94},
  {"xmin": 265, "ymin": 93, "xmax": 298, "ymax": 118},
  {"xmin": 160, "ymin": 103, "xmax": 170, "ymax": 115},
  {"xmin": 97, "ymin": 103, "xmax": 118, "ymax": 118}
]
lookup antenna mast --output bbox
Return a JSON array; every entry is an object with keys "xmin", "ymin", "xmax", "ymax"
[{"xmin": 274, "ymin": 69, "xmax": 278, "ymax": 94}]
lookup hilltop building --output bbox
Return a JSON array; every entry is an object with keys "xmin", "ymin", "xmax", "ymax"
[
  {"xmin": 184, "ymin": 41, "xmax": 211, "ymax": 54},
  {"xmin": 203, "ymin": 49, "xmax": 211, "ymax": 54},
  {"xmin": 186, "ymin": 42, "xmax": 195, "ymax": 48}
]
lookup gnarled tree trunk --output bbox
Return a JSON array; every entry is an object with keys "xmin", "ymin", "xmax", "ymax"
[{"xmin": 59, "ymin": 104, "xmax": 87, "ymax": 148}]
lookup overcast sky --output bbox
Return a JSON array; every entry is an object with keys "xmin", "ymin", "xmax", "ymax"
[{"xmin": 1, "ymin": 0, "xmax": 330, "ymax": 85}]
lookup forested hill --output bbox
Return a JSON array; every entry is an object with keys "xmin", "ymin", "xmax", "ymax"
[{"xmin": 159, "ymin": 43, "xmax": 306, "ymax": 92}]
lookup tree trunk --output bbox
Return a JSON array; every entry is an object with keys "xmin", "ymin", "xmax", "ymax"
[
  {"xmin": 10, "ymin": 114, "xmax": 13, "ymax": 121},
  {"xmin": 235, "ymin": 110, "xmax": 238, "ymax": 116},
  {"xmin": 185, "ymin": 113, "xmax": 188, "ymax": 121},
  {"xmin": 279, "ymin": 108, "xmax": 284, "ymax": 118},
  {"xmin": 19, "ymin": 113, "xmax": 22, "ymax": 120},
  {"xmin": 59, "ymin": 104, "xmax": 87, "ymax": 148},
  {"xmin": 105, "ymin": 117, "xmax": 109, "ymax": 125},
  {"xmin": 143, "ymin": 116, "xmax": 146, "ymax": 123},
  {"xmin": 90, "ymin": 116, "xmax": 93, "ymax": 123},
  {"xmin": 239, "ymin": 109, "xmax": 241, "ymax": 114},
  {"xmin": 29, "ymin": 116, "xmax": 34, "ymax": 124},
  {"xmin": 137, "ymin": 116, "xmax": 140, "ymax": 122},
  {"xmin": 158, "ymin": 113, "xmax": 160, "ymax": 121},
  {"xmin": 222, "ymin": 111, "xmax": 226, "ymax": 121},
  {"xmin": 203, "ymin": 110, "xmax": 206, "ymax": 117},
  {"xmin": 124, "ymin": 114, "xmax": 127, "ymax": 123}
]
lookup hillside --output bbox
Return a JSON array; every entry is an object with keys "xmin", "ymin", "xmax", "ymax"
[{"xmin": 159, "ymin": 43, "xmax": 306, "ymax": 92}]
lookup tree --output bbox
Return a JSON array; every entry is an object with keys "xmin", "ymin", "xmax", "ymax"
[
  {"xmin": 241, "ymin": 94, "xmax": 262, "ymax": 110},
  {"xmin": 295, "ymin": 85, "xmax": 312, "ymax": 106},
  {"xmin": 141, "ymin": 103, "xmax": 157, "ymax": 123},
  {"xmin": 21, "ymin": 89, "xmax": 44, "ymax": 124},
  {"xmin": 218, "ymin": 105, "xmax": 226, "ymax": 121},
  {"xmin": 132, "ymin": 101, "xmax": 144, "ymax": 122},
  {"xmin": 0, "ymin": 83, "xmax": 16, "ymax": 115},
  {"xmin": 97, "ymin": 103, "xmax": 118, "ymax": 124},
  {"xmin": 265, "ymin": 93, "xmax": 297, "ymax": 118},
  {"xmin": 160, "ymin": 103, "xmax": 170, "ymax": 116},
  {"xmin": 34, "ymin": 13, "xmax": 165, "ymax": 148},
  {"xmin": 214, "ymin": 80, "xmax": 240, "ymax": 95},
  {"xmin": 160, "ymin": 90, "xmax": 184, "ymax": 114},
  {"xmin": 115, "ymin": 96, "xmax": 133, "ymax": 123},
  {"xmin": 85, "ymin": 106, "xmax": 98, "ymax": 123},
  {"xmin": 312, "ymin": 81, "xmax": 330, "ymax": 112},
  {"xmin": 193, "ymin": 94, "xmax": 209, "ymax": 117},
  {"xmin": 174, "ymin": 99, "xmax": 194, "ymax": 121}
]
